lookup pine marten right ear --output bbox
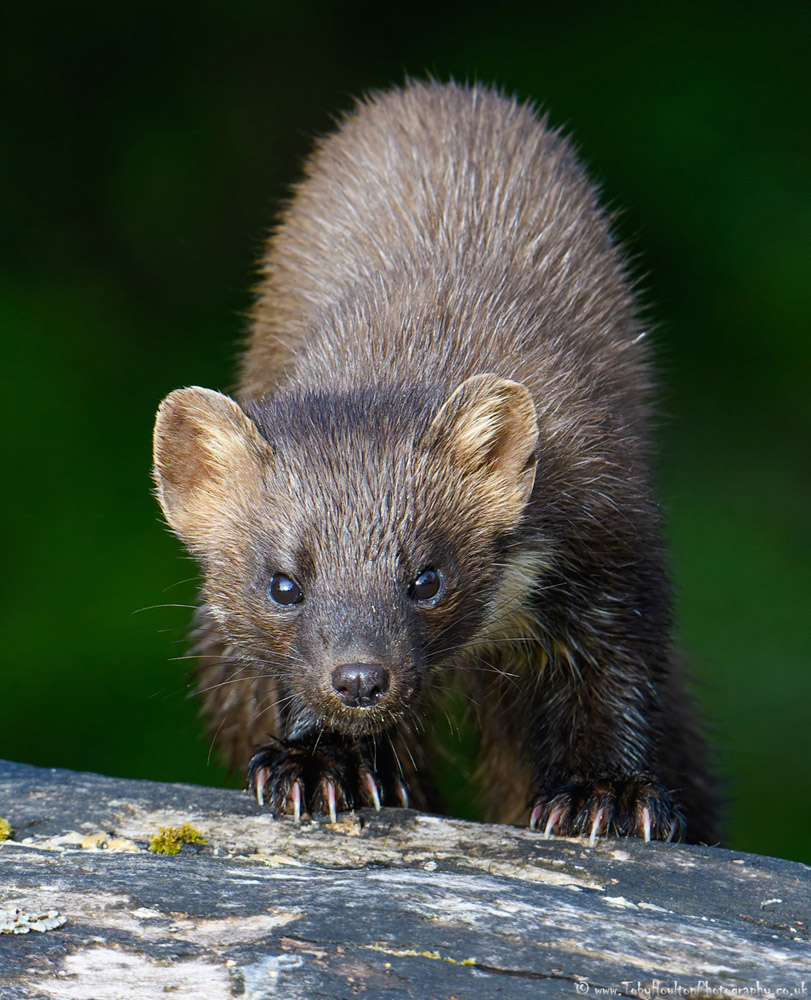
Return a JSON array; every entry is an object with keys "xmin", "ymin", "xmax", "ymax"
[
  {"xmin": 426, "ymin": 373, "xmax": 539, "ymax": 528},
  {"xmin": 152, "ymin": 387, "xmax": 272, "ymax": 553}
]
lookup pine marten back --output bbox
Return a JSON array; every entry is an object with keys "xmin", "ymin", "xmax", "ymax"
[{"xmin": 153, "ymin": 80, "xmax": 718, "ymax": 843}]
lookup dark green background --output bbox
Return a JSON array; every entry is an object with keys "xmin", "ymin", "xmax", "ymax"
[{"xmin": 2, "ymin": 1, "xmax": 808, "ymax": 862}]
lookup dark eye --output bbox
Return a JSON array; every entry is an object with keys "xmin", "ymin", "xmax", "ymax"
[
  {"xmin": 269, "ymin": 573, "xmax": 304, "ymax": 607},
  {"xmin": 408, "ymin": 568, "xmax": 442, "ymax": 603}
]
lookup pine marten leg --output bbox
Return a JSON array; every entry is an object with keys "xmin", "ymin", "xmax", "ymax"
[
  {"xmin": 474, "ymin": 641, "xmax": 685, "ymax": 841},
  {"xmin": 246, "ymin": 722, "xmax": 431, "ymax": 821},
  {"xmin": 522, "ymin": 643, "xmax": 685, "ymax": 842}
]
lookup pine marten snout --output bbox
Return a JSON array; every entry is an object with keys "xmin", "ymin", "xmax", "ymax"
[{"xmin": 152, "ymin": 81, "xmax": 718, "ymax": 843}]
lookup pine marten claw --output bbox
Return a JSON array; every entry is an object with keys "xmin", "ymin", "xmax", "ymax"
[
  {"xmin": 290, "ymin": 780, "xmax": 302, "ymax": 823},
  {"xmin": 394, "ymin": 780, "xmax": 410, "ymax": 809},
  {"xmin": 324, "ymin": 780, "xmax": 338, "ymax": 823},
  {"xmin": 529, "ymin": 775, "xmax": 686, "ymax": 842},
  {"xmin": 543, "ymin": 811, "xmax": 561, "ymax": 839},
  {"xmin": 254, "ymin": 766, "xmax": 267, "ymax": 807},
  {"xmin": 640, "ymin": 804, "xmax": 652, "ymax": 842},
  {"xmin": 362, "ymin": 771, "xmax": 382, "ymax": 811},
  {"xmin": 588, "ymin": 806, "xmax": 607, "ymax": 846}
]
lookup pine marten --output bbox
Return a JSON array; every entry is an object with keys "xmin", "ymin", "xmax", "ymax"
[{"xmin": 152, "ymin": 80, "xmax": 718, "ymax": 843}]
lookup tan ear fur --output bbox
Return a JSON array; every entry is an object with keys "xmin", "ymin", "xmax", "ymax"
[
  {"xmin": 152, "ymin": 387, "xmax": 271, "ymax": 551},
  {"xmin": 428, "ymin": 374, "xmax": 538, "ymax": 525}
]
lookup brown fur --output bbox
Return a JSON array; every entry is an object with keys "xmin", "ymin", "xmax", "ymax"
[{"xmin": 153, "ymin": 81, "xmax": 718, "ymax": 842}]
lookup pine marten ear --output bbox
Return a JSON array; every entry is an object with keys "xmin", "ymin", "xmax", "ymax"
[
  {"xmin": 427, "ymin": 373, "xmax": 538, "ymax": 524},
  {"xmin": 153, "ymin": 387, "xmax": 271, "ymax": 551}
]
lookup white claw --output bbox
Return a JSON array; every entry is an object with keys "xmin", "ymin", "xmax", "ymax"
[
  {"xmin": 529, "ymin": 805, "xmax": 542, "ymax": 831},
  {"xmin": 326, "ymin": 781, "xmax": 337, "ymax": 823},
  {"xmin": 543, "ymin": 807, "xmax": 563, "ymax": 840},
  {"xmin": 588, "ymin": 807, "xmax": 605, "ymax": 847},
  {"xmin": 394, "ymin": 780, "xmax": 409, "ymax": 809},
  {"xmin": 364, "ymin": 773, "xmax": 382, "ymax": 811},
  {"xmin": 291, "ymin": 781, "xmax": 302, "ymax": 824},
  {"xmin": 255, "ymin": 769, "xmax": 266, "ymax": 807},
  {"xmin": 666, "ymin": 819, "xmax": 678, "ymax": 843},
  {"xmin": 641, "ymin": 805, "xmax": 652, "ymax": 842}
]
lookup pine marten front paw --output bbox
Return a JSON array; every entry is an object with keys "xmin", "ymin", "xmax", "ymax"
[
  {"xmin": 528, "ymin": 774, "xmax": 686, "ymax": 843},
  {"xmin": 247, "ymin": 736, "xmax": 408, "ymax": 822}
]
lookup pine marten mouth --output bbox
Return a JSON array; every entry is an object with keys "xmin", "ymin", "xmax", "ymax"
[
  {"xmin": 320, "ymin": 681, "xmax": 408, "ymax": 733},
  {"xmin": 323, "ymin": 705, "xmax": 402, "ymax": 739}
]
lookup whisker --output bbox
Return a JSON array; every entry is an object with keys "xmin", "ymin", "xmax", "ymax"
[
  {"xmin": 133, "ymin": 603, "xmax": 199, "ymax": 614},
  {"xmin": 386, "ymin": 731, "xmax": 403, "ymax": 778},
  {"xmin": 162, "ymin": 577, "xmax": 201, "ymax": 592},
  {"xmin": 206, "ymin": 710, "xmax": 231, "ymax": 767}
]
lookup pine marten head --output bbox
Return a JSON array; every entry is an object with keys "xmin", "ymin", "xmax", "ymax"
[{"xmin": 152, "ymin": 374, "xmax": 539, "ymax": 738}]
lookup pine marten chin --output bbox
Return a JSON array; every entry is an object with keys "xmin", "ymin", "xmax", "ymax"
[{"xmin": 152, "ymin": 80, "xmax": 718, "ymax": 843}]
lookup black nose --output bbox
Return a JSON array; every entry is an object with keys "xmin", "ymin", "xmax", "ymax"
[{"xmin": 330, "ymin": 662, "xmax": 390, "ymax": 707}]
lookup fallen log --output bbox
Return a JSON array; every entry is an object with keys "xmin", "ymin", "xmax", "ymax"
[{"xmin": 0, "ymin": 759, "xmax": 808, "ymax": 998}]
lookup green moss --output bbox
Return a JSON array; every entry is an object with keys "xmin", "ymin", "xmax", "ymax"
[
  {"xmin": 148, "ymin": 822, "xmax": 207, "ymax": 855},
  {"xmin": 0, "ymin": 817, "xmax": 12, "ymax": 841}
]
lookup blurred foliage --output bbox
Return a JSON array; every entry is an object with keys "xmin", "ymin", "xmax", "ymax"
[{"xmin": 1, "ymin": 0, "xmax": 808, "ymax": 861}]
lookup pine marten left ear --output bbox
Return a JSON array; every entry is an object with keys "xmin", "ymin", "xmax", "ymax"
[
  {"xmin": 427, "ymin": 373, "xmax": 538, "ymax": 520},
  {"xmin": 153, "ymin": 387, "xmax": 272, "ymax": 554}
]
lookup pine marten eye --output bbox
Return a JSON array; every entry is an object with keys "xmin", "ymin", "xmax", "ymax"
[
  {"xmin": 408, "ymin": 568, "xmax": 442, "ymax": 603},
  {"xmin": 269, "ymin": 573, "xmax": 304, "ymax": 607}
]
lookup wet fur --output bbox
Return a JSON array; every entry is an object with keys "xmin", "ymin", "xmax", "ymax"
[{"xmin": 154, "ymin": 81, "xmax": 718, "ymax": 843}]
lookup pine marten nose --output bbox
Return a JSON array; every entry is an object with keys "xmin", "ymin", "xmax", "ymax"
[{"xmin": 330, "ymin": 663, "xmax": 390, "ymax": 707}]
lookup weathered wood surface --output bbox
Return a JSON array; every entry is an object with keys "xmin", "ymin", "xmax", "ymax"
[{"xmin": 0, "ymin": 760, "xmax": 808, "ymax": 999}]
